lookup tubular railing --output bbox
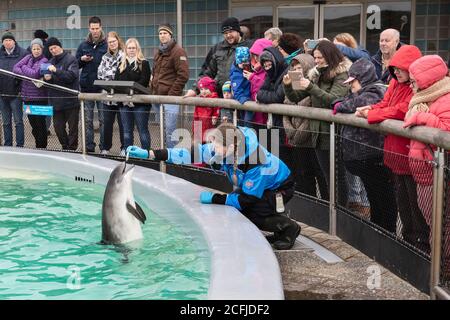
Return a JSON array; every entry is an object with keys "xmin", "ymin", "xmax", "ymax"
[{"xmin": 0, "ymin": 67, "xmax": 448, "ymax": 298}]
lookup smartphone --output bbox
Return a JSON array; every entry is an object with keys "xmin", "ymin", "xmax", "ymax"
[
  {"xmin": 288, "ymin": 70, "xmax": 304, "ymax": 90},
  {"xmin": 242, "ymin": 63, "xmax": 251, "ymax": 72},
  {"xmin": 307, "ymin": 40, "xmax": 319, "ymax": 50}
]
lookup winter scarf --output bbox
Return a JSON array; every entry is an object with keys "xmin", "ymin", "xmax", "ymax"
[{"xmin": 406, "ymin": 76, "xmax": 450, "ymax": 118}]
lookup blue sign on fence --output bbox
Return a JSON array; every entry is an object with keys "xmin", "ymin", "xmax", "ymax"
[{"xmin": 23, "ymin": 105, "xmax": 53, "ymax": 116}]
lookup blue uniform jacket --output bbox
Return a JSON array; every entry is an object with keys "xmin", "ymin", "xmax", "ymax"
[{"xmin": 163, "ymin": 127, "xmax": 291, "ymax": 211}]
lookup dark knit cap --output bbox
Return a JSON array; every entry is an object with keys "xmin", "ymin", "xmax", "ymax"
[
  {"xmin": 278, "ymin": 33, "xmax": 303, "ymax": 55},
  {"xmin": 47, "ymin": 37, "xmax": 62, "ymax": 48},
  {"xmin": 2, "ymin": 31, "xmax": 15, "ymax": 42},
  {"xmin": 158, "ymin": 23, "xmax": 174, "ymax": 36},
  {"xmin": 34, "ymin": 29, "xmax": 49, "ymax": 40},
  {"xmin": 221, "ymin": 17, "xmax": 242, "ymax": 35}
]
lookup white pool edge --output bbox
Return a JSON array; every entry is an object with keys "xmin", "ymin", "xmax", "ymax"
[{"xmin": 0, "ymin": 148, "xmax": 284, "ymax": 300}]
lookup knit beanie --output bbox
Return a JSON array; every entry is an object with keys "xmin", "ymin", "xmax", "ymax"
[
  {"xmin": 30, "ymin": 38, "xmax": 44, "ymax": 48},
  {"xmin": 158, "ymin": 24, "xmax": 174, "ymax": 36},
  {"xmin": 2, "ymin": 31, "xmax": 15, "ymax": 42},
  {"xmin": 221, "ymin": 17, "xmax": 242, "ymax": 35},
  {"xmin": 235, "ymin": 46, "xmax": 250, "ymax": 65},
  {"xmin": 222, "ymin": 81, "xmax": 232, "ymax": 93},
  {"xmin": 34, "ymin": 29, "xmax": 49, "ymax": 40},
  {"xmin": 197, "ymin": 76, "xmax": 216, "ymax": 93},
  {"xmin": 46, "ymin": 37, "xmax": 62, "ymax": 48}
]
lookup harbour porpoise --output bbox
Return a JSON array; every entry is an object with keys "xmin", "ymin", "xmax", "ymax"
[{"xmin": 101, "ymin": 162, "xmax": 147, "ymax": 245}]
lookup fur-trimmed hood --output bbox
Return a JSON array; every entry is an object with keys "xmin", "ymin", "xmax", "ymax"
[{"xmin": 308, "ymin": 57, "xmax": 352, "ymax": 83}]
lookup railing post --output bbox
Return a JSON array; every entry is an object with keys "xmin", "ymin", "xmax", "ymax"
[
  {"xmin": 159, "ymin": 104, "xmax": 167, "ymax": 173},
  {"xmin": 430, "ymin": 148, "xmax": 445, "ymax": 299},
  {"xmin": 329, "ymin": 122, "xmax": 337, "ymax": 236},
  {"xmin": 80, "ymin": 100, "xmax": 86, "ymax": 155},
  {"xmin": 233, "ymin": 109, "xmax": 238, "ymax": 127}
]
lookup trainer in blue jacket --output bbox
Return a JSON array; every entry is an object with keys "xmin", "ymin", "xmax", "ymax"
[{"xmin": 127, "ymin": 123, "xmax": 301, "ymax": 250}]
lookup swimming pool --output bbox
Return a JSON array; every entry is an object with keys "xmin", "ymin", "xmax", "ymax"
[{"xmin": 0, "ymin": 148, "xmax": 284, "ymax": 300}]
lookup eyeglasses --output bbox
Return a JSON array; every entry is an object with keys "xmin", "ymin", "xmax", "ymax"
[
  {"xmin": 108, "ymin": 40, "xmax": 118, "ymax": 44},
  {"xmin": 392, "ymin": 67, "xmax": 404, "ymax": 73}
]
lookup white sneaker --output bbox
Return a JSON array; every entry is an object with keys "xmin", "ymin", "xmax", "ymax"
[
  {"xmin": 100, "ymin": 150, "xmax": 109, "ymax": 155},
  {"xmin": 120, "ymin": 150, "xmax": 126, "ymax": 157}
]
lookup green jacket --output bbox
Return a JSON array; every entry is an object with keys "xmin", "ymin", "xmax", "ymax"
[{"xmin": 284, "ymin": 59, "xmax": 351, "ymax": 149}]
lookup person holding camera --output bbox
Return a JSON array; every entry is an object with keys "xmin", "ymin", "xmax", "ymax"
[
  {"xmin": 43, "ymin": 37, "xmax": 80, "ymax": 151},
  {"xmin": 230, "ymin": 46, "xmax": 252, "ymax": 126}
]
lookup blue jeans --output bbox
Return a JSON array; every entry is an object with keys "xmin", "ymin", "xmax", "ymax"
[
  {"xmin": 346, "ymin": 171, "xmax": 370, "ymax": 206},
  {"xmin": 153, "ymin": 104, "xmax": 179, "ymax": 148},
  {"xmin": 0, "ymin": 97, "xmax": 24, "ymax": 147},
  {"xmin": 120, "ymin": 104, "xmax": 151, "ymax": 150},
  {"xmin": 84, "ymin": 100, "xmax": 104, "ymax": 151}
]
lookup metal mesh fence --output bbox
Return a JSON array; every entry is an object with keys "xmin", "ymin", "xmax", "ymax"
[
  {"xmin": 336, "ymin": 126, "xmax": 433, "ymax": 257},
  {"xmin": 442, "ymin": 159, "xmax": 450, "ymax": 290}
]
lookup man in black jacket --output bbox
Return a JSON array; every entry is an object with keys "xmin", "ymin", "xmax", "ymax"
[
  {"xmin": 75, "ymin": 16, "xmax": 107, "ymax": 152},
  {"xmin": 185, "ymin": 17, "xmax": 253, "ymax": 98},
  {"xmin": 43, "ymin": 37, "xmax": 80, "ymax": 151},
  {"xmin": 0, "ymin": 31, "xmax": 27, "ymax": 147}
]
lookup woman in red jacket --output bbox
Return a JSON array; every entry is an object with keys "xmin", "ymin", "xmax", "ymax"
[
  {"xmin": 356, "ymin": 45, "xmax": 430, "ymax": 253},
  {"xmin": 404, "ymin": 55, "xmax": 450, "ymax": 273}
]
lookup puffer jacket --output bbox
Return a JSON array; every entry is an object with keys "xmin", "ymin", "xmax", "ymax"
[
  {"xmin": 151, "ymin": 40, "xmax": 189, "ymax": 96},
  {"xmin": 282, "ymin": 54, "xmax": 316, "ymax": 148},
  {"xmin": 193, "ymin": 92, "xmax": 220, "ymax": 143},
  {"xmin": 256, "ymin": 46, "xmax": 289, "ymax": 129},
  {"xmin": 248, "ymin": 38, "xmax": 272, "ymax": 125},
  {"xmin": 76, "ymin": 32, "xmax": 107, "ymax": 93},
  {"xmin": 367, "ymin": 45, "xmax": 422, "ymax": 175},
  {"xmin": 202, "ymin": 38, "xmax": 253, "ymax": 95},
  {"xmin": 13, "ymin": 54, "xmax": 48, "ymax": 102},
  {"xmin": 45, "ymin": 51, "xmax": 80, "ymax": 110},
  {"xmin": 406, "ymin": 55, "xmax": 450, "ymax": 185},
  {"xmin": 284, "ymin": 58, "xmax": 351, "ymax": 150},
  {"xmin": 334, "ymin": 58, "xmax": 386, "ymax": 161},
  {"xmin": 0, "ymin": 44, "xmax": 28, "ymax": 95}
]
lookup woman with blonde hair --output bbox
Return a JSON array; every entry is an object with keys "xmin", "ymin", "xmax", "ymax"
[
  {"xmin": 115, "ymin": 38, "xmax": 151, "ymax": 154},
  {"xmin": 98, "ymin": 31, "xmax": 125, "ymax": 155},
  {"xmin": 333, "ymin": 32, "xmax": 370, "ymax": 62}
]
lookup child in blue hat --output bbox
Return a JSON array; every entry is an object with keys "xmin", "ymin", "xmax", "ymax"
[{"xmin": 230, "ymin": 46, "xmax": 252, "ymax": 127}]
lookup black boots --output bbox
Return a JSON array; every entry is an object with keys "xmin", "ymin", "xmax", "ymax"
[{"xmin": 271, "ymin": 222, "xmax": 301, "ymax": 250}]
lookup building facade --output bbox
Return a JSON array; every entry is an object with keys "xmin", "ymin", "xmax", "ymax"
[{"xmin": 0, "ymin": 0, "xmax": 448, "ymax": 89}]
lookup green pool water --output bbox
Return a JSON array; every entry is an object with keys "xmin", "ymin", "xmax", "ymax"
[{"xmin": 0, "ymin": 168, "xmax": 210, "ymax": 300}]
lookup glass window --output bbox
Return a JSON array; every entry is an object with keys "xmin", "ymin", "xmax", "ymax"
[
  {"xmin": 278, "ymin": 6, "xmax": 317, "ymax": 41},
  {"xmin": 366, "ymin": 2, "xmax": 412, "ymax": 55},
  {"xmin": 322, "ymin": 5, "xmax": 362, "ymax": 44},
  {"xmin": 231, "ymin": 6, "xmax": 273, "ymax": 39}
]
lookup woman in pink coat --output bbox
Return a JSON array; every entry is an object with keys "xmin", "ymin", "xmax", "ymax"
[{"xmin": 404, "ymin": 54, "xmax": 450, "ymax": 276}]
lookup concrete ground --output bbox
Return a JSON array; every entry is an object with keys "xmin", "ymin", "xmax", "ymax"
[{"xmin": 275, "ymin": 222, "xmax": 429, "ymax": 300}]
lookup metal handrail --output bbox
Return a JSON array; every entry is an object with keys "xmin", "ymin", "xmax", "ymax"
[{"xmin": 78, "ymin": 92, "xmax": 450, "ymax": 151}]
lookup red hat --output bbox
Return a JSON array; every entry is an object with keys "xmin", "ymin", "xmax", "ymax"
[{"xmin": 197, "ymin": 76, "xmax": 216, "ymax": 92}]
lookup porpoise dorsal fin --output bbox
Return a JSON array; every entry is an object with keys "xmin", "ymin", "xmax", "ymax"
[{"xmin": 126, "ymin": 201, "xmax": 147, "ymax": 224}]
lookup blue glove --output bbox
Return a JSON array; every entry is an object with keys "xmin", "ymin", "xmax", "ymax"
[
  {"xmin": 127, "ymin": 146, "xmax": 149, "ymax": 159},
  {"xmin": 200, "ymin": 191, "xmax": 214, "ymax": 204}
]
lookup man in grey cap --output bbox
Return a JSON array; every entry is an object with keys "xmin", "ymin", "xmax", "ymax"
[{"xmin": 0, "ymin": 31, "xmax": 28, "ymax": 147}]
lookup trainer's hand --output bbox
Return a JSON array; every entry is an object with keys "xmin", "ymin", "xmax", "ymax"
[
  {"xmin": 126, "ymin": 146, "xmax": 149, "ymax": 159},
  {"xmin": 200, "ymin": 191, "xmax": 214, "ymax": 204}
]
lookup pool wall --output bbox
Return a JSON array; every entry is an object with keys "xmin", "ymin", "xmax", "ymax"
[{"xmin": 0, "ymin": 148, "xmax": 284, "ymax": 300}]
